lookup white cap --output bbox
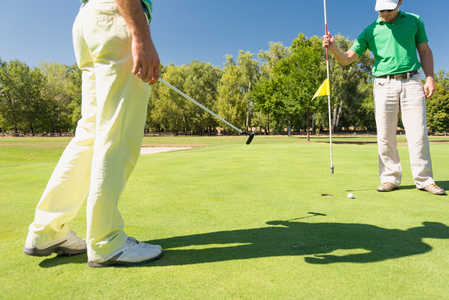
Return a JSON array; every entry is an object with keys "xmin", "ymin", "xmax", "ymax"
[{"xmin": 375, "ymin": 0, "xmax": 399, "ymax": 11}]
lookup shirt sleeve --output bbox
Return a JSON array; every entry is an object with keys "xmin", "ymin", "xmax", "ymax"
[
  {"xmin": 415, "ymin": 16, "xmax": 428, "ymax": 45},
  {"xmin": 141, "ymin": 0, "xmax": 153, "ymax": 24},
  {"xmin": 350, "ymin": 29, "xmax": 369, "ymax": 57}
]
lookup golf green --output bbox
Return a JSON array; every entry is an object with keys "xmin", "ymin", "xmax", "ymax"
[{"xmin": 1, "ymin": 136, "xmax": 448, "ymax": 299}]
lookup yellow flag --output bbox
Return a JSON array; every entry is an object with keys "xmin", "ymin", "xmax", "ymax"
[{"xmin": 312, "ymin": 78, "xmax": 330, "ymax": 99}]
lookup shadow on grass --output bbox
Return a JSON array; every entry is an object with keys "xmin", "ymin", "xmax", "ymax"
[
  {"xmin": 39, "ymin": 253, "xmax": 87, "ymax": 268},
  {"xmin": 39, "ymin": 215, "xmax": 449, "ymax": 268},
  {"xmin": 397, "ymin": 181, "xmax": 449, "ymax": 193},
  {"xmin": 146, "ymin": 219, "xmax": 449, "ymax": 266},
  {"xmin": 331, "ymin": 141, "xmax": 378, "ymax": 145},
  {"xmin": 347, "ymin": 181, "xmax": 449, "ymax": 193},
  {"xmin": 437, "ymin": 181, "xmax": 449, "ymax": 191}
]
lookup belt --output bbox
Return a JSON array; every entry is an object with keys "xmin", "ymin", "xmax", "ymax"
[{"xmin": 376, "ymin": 70, "xmax": 418, "ymax": 80}]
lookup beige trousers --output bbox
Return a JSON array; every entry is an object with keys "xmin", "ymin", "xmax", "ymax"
[
  {"xmin": 27, "ymin": 0, "xmax": 151, "ymax": 259},
  {"xmin": 373, "ymin": 75, "xmax": 434, "ymax": 189}
]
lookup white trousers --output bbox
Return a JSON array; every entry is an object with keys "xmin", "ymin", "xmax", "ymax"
[
  {"xmin": 27, "ymin": 0, "xmax": 151, "ymax": 259},
  {"xmin": 373, "ymin": 75, "xmax": 434, "ymax": 189}
]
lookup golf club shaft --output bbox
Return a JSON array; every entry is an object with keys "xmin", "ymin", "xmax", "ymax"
[
  {"xmin": 159, "ymin": 78, "xmax": 243, "ymax": 134},
  {"xmin": 287, "ymin": 212, "xmax": 326, "ymax": 221}
]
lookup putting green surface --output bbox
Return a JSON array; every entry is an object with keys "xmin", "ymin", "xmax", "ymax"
[{"xmin": 1, "ymin": 136, "xmax": 448, "ymax": 299}]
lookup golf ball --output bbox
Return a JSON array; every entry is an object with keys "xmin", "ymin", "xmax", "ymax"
[{"xmin": 347, "ymin": 193, "xmax": 354, "ymax": 199}]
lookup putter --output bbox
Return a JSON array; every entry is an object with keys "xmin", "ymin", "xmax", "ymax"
[{"xmin": 159, "ymin": 78, "xmax": 255, "ymax": 145}]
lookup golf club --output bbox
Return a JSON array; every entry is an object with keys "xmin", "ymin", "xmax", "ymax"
[
  {"xmin": 159, "ymin": 78, "xmax": 255, "ymax": 145},
  {"xmin": 266, "ymin": 212, "xmax": 327, "ymax": 226}
]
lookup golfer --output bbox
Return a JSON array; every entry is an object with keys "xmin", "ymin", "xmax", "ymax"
[
  {"xmin": 323, "ymin": 0, "xmax": 445, "ymax": 195},
  {"xmin": 23, "ymin": 0, "xmax": 163, "ymax": 267}
]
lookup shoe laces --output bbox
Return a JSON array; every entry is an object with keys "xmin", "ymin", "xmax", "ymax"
[
  {"xmin": 66, "ymin": 230, "xmax": 80, "ymax": 241},
  {"xmin": 126, "ymin": 237, "xmax": 140, "ymax": 245}
]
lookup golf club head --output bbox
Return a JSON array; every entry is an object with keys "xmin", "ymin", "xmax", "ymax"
[{"xmin": 243, "ymin": 131, "xmax": 255, "ymax": 145}]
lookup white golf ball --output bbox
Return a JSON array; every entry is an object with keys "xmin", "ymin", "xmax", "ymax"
[{"xmin": 347, "ymin": 193, "xmax": 354, "ymax": 199}]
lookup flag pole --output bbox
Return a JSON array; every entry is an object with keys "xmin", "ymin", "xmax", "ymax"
[{"xmin": 323, "ymin": 0, "xmax": 334, "ymax": 174}]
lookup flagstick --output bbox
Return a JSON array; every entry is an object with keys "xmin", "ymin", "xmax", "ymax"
[{"xmin": 324, "ymin": 0, "xmax": 334, "ymax": 174}]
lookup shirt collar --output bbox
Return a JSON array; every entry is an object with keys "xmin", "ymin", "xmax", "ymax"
[{"xmin": 376, "ymin": 9, "xmax": 405, "ymax": 24}]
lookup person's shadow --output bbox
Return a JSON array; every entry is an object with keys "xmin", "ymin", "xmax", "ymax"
[
  {"xmin": 38, "ymin": 213, "xmax": 449, "ymax": 267},
  {"xmin": 144, "ymin": 216, "xmax": 449, "ymax": 266}
]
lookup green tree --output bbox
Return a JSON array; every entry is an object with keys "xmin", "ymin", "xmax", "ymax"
[
  {"xmin": 38, "ymin": 62, "xmax": 78, "ymax": 133},
  {"xmin": 352, "ymin": 81, "xmax": 375, "ymax": 132},
  {"xmin": 251, "ymin": 42, "xmax": 290, "ymax": 134},
  {"xmin": 435, "ymin": 70, "xmax": 449, "ymax": 90},
  {"xmin": 427, "ymin": 81, "xmax": 449, "ymax": 134},
  {"xmin": 0, "ymin": 60, "xmax": 24, "ymax": 133},
  {"xmin": 215, "ymin": 51, "xmax": 261, "ymax": 133},
  {"xmin": 0, "ymin": 60, "xmax": 44, "ymax": 134},
  {"xmin": 148, "ymin": 63, "xmax": 189, "ymax": 132},
  {"xmin": 66, "ymin": 64, "xmax": 82, "ymax": 127},
  {"xmin": 0, "ymin": 59, "xmax": 6, "ymax": 131},
  {"xmin": 182, "ymin": 60, "xmax": 222, "ymax": 133},
  {"xmin": 237, "ymin": 50, "xmax": 260, "ymax": 130},
  {"xmin": 216, "ymin": 55, "xmax": 246, "ymax": 133},
  {"xmin": 271, "ymin": 34, "xmax": 325, "ymax": 139},
  {"xmin": 327, "ymin": 34, "xmax": 374, "ymax": 133},
  {"xmin": 21, "ymin": 68, "xmax": 48, "ymax": 135},
  {"xmin": 251, "ymin": 77, "xmax": 275, "ymax": 134},
  {"xmin": 147, "ymin": 61, "xmax": 222, "ymax": 134},
  {"xmin": 258, "ymin": 42, "xmax": 291, "ymax": 78}
]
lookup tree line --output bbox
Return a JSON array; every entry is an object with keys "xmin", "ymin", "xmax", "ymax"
[{"xmin": 1, "ymin": 33, "xmax": 448, "ymax": 137}]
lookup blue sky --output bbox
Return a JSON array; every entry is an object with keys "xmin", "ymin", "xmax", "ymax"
[{"xmin": 1, "ymin": 0, "xmax": 448, "ymax": 73}]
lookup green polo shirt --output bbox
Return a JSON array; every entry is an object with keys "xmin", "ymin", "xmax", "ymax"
[
  {"xmin": 79, "ymin": 0, "xmax": 153, "ymax": 24},
  {"xmin": 351, "ymin": 10, "xmax": 428, "ymax": 77},
  {"xmin": 141, "ymin": 0, "xmax": 153, "ymax": 24}
]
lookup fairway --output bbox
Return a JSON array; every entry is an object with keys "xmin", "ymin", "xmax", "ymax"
[{"xmin": 1, "ymin": 136, "xmax": 449, "ymax": 299}]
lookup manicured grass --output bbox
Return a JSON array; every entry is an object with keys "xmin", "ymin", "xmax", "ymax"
[{"xmin": 1, "ymin": 136, "xmax": 449, "ymax": 299}]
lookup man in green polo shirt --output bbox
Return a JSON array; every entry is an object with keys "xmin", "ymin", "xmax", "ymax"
[{"xmin": 322, "ymin": 0, "xmax": 445, "ymax": 195}]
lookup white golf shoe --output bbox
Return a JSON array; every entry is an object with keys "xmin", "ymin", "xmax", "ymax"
[
  {"xmin": 23, "ymin": 230, "xmax": 87, "ymax": 256},
  {"xmin": 422, "ymin": 183, "xmax": 446, "ymax": 195},
  {"xmin": 376, "ymin": 182, "xmax": 399, "ymax": 192},
  {"xmin": 88, "ymin": 237, "xmax": 162, "ymax": 268}
]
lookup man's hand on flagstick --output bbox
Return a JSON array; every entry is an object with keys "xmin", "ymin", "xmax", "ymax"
[
  {"xmin": 322, "ymin": 31, "xmax": 359, "ymax": 66},
  {"xmin": 322, "ymin": 32, "xmax": 335, "ymax": 50}
]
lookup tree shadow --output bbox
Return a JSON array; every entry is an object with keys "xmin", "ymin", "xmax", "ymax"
[{"xmin": 146, "ymin": 219, "xmax": 449, "ymax": 266}]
